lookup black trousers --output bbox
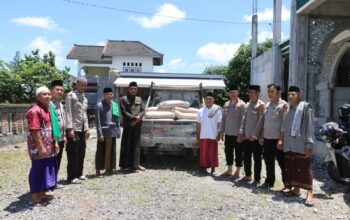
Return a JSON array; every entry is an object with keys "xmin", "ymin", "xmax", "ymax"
[
  {"xmin": 66, "ymin": 131, "xmax": 86, "ymax": 181},
  {"xmin": 243, "ymin": 140, "xmax": 262, "ymax": 181},
  {"xmin": 263, "ymin": 138, "xmax": 286, "ymax": 186},
  {"xmin": 119, "ymin": 125, "xmax": 141, "ymax": 169},
  {"xmin": 224, "ymin": 135, "xmax": 243, "ymax": 167},
  {"xmin": 55, "ymin": 140, "xmax": 65, "ymax": 177}
]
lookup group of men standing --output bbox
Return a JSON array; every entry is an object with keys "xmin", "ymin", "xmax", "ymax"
[
  {"xmin": 196, "ymin": 84, "xmax": 315, "ymax": 207},
  {"xmin": 25, "ymin": 76, "xmax": 315, "ymax": 207},
  {"xmin": 26, "ymin": 78, "xmax": 145, "ymax": 206}
]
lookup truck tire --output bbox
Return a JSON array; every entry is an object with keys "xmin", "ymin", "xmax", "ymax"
[{"xmin": 327, "ymin": 161, "xmax": 346, "ymax": 185}]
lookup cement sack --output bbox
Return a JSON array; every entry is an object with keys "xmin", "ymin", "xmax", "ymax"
[
  {"xmin": 158, "ymin": 100, "xmax": 190, "ymax": 109},
  {"xmin": 146, "ymin": 106, "xmax": 173, "ymax": 112},
  {"xmin": 174, "ymin": 110, "xmax": 197, "ymax": 120},
  {"xmin": 144, "ymin": 111, "xmax": 175, "ymax": 119},
  {"xmin": 173, "ymin": 107, "xmax": 199, "ymax": 114}
]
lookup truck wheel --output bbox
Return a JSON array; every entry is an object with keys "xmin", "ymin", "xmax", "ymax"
[{"xmin": 327, "ymin": 161, "xmax": 346, "ymax": 185}]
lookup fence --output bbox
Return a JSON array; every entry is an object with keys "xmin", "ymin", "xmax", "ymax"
[{"xmin": 0, "ymin": 104, "xmax": 31, "ymax": 147}]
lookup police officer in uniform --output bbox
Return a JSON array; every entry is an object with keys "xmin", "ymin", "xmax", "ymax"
[
  {"xmin": 119, "ymin": 81, "xmax": 146, "ymax": 172},
  {"xmin": 240, "ymin": 85, "xmax": 265, "ymax": 184},
  {"xmin": 256, "ymin": 84, "xmax": 288, "ymax": 189},
  {"xmin": 65, "ymin": 76, "xmax": 90, "ymax": 184},
  {"xmin": 219, "ymin": 85, "xmax": 246, "ymax": 178}
]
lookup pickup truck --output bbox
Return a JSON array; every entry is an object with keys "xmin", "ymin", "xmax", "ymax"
[
  {"xmin": 141, "ymin": 89, "xmax": 201, "ymax": 156},
  {"xmin": 114, "ymin": 72, "xmax": 225, "ymax": 157}
]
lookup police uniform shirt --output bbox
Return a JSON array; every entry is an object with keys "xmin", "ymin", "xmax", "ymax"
[
  {"xmin": 241, "ymin": 99, "xmax": 264, "ymax": 139},
  {"xmin": 65, "ymin": 91, "xmax": 89, "ymax": 132},
  {"xmin": 220, "ymin": 99, "xmax": 246, "ymax": 136},
  {"xmin": 263, "ymin": 99, "xmax": 287, "ymax": 139}
]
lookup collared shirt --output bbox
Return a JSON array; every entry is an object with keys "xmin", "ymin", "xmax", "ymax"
[
  {"xmin": 26, "ymin": 103, "xmax": 55, "ymax": 160},
  {"xmin": 262, "ymin": 99, "xmax": 287, "ymax": 139},
  {"xmin": 197, "ymin": 105, "xmax": 222, "ymax": 140},
  {"xmin": 95, "ymin": 100, "xmax": 121, "ymax": 138},
  {"xmin": 220, "ymin": 99, "xmax": 246, "ymax": 136},
  {"xmin": 241, "ymin": 99, "xmax": 264, "ymax": 139},
  {"xmin": 65, "ymin": 91, "xmax": 89, "ymax": 132},
  {"xmin": 282, "ymin": 103, "xmax": 315, "ymax": 154},
  {"xmin": 50, "ymin": 100, "xmax": 65, "ymax": 141}
]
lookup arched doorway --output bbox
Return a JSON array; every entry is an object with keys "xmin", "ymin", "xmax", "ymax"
[{"xmin": 331, "ymin": 41, "xmax": 350, "ymax": 121}]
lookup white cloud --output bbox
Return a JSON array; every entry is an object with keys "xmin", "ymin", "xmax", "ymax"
[
  {"xmin": 131, "ymin": 3, "xmax": 186, "ymax": 29},
  {"xmin": 167, "ymin": 58, "xmax": 186, "ymax": 69},
  {"xmin": 190, "ymin": 61, "xmax": 210, "ymax": 70},
  {"xmin": 243, "ymin": 5, "xmax": 290, "ymax": 22},
  {"xmin": 197, "ymin": 43, "xmax": 240, "ymax": 63},
  {"xmin": 27, "ymin": 36, "xmax": 64, "ymax": 67},
  {"xmin": 11, "ymin": 16, "xmax": 58, "ymax": 30},
  {"xmin": 96, "ymin": 41, "xmax": 106, "ymax": 46}
]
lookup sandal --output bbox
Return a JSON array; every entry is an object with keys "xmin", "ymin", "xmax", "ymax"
[
  {"xmin": 242, "ymin": 176, "xmax": 252, "ymax": 182},
  {"xmin": 283, "ymin": 190, "xmax": 301, "ymax": 197},
  {"xmin": 223, "ymin": 171, "xmax": 233, "ymax": 176},
  {"xmin": 304, "ymin": 199, "xmax": 314, "ymax": 207}
]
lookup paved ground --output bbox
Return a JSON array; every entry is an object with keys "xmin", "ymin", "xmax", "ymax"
[{"xmin": 0, "ymin": 130, "xmax": 349, "ymax": 220}]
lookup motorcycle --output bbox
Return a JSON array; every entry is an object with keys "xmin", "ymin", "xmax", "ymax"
[{"xmin": 320, "ymin": 104, "xmax": 350, "ymax": 187}]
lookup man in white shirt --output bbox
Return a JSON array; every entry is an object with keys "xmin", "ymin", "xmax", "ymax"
[{"xmin": 196, "ymin": 92, "xmax": 222, "ymax": 176}]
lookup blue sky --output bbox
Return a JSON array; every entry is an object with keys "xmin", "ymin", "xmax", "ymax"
[{"xmin": 0, "ymin": 0, "xmax": 291, "ymax": 76}]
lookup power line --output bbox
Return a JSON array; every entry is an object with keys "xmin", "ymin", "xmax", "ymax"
[{"xmin": 61, "ymin": 0, "xmax": 270, "ymax": 25}]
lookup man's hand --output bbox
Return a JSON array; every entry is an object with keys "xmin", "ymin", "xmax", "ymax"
[
  {"xmin": 38, "ymin": 147, "xmax": 47, "ymax": 158},
  {"xmin": 85, "ymin": 130, "xmax": 90, "ymax": 139},
  {"xmin": 259, "ymin": 138, "xmax": 264, "ymax": 146},
  {"xmin": 304, "ymin": 148, "xmax": 312, "ymax": 158},
  {"xmin": 220, "ymin": 132, "xmax": 224, "ymax": 141},
  {"xmin": 98, "ymin": 136, "xmax": 104, "ymax": 142},
  {"xmin": 248, "ymin": 136, "xmax": 256, "ymax": 142},
  {"xmin": 216, "ymin": 134, "xmax": 220, "ymax": 142},
  {"xmin": 135, "ymin": 116, "xmax": 142, "ymax": 123},
  {"xmin": 237, "ymin": 134, "xmax": 243, "ymax": 144},
  {"xmin": 55, "ymin": 142, "xmax": 60, "ymax": 155},
  {"xmin": 68, "ymin": 130, "xmax": 75, "ymax": 139},
  {"xmin": 276, "ymin": 139, "xmax": 283, "ymax": 150}
]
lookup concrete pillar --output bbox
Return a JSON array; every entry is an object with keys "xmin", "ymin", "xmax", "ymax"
[
  {"xmin": 272, "ymin": 0, "xmax": 283, "ymax": 87},
  {"xmin": 289, "ymin": 0, "xmax": 308, "ymax": 96}
]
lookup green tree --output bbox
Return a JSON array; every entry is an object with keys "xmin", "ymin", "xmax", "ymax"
[
  {"xmin": 203, "ymin": 65, "xmax": 228, "ymax": 106},
  {"xmin": 204, "ymin": 39, "xmax": 273, "ymax": 104},
  {"xmin": 0, "ymin": 50, "xmax": 72, "ymax": 103},
  {"xmin": 227, "ymin": 39, "xmax": 273, "ymax": 100}
]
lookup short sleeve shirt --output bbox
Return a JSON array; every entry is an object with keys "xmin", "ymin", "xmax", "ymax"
[
  {"xmin": 26, "ymin": 104, "xmax": 55, "ymax": 160},
  {"xmin": 197, "ymin": 105, "xmax": 222, "ymax": 140}
]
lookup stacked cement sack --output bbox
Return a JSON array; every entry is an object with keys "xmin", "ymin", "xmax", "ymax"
[{"xmin": 144, "ymin": 100, "xmax": 198, "ymax": 120}]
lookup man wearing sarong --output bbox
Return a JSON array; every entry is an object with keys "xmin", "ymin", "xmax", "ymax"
[
  {"xmin": 196, "ymin": 92, "xmax": 222, "ymax": 176},
  {"xmin": 240, "ymin": 85, "xmax": 265, "ymax": 184},
  {"xmin": 119, "ymin": 81, "xmax": 146, "ymax": 172},
  {"xmin": 219, "ymin": 85, "xmax": 246, "ymax": 178},
  {"xmin": 95, "ymin": 87, "xmax": 121, "ymax": 176},
  {"xmin": 26, "ymin": 86, "xmax": 59, "ymax": 205},
  {"xmin": 256, "ymin": 84, "xmax": 287, "ymax": 189},
  {"xmin": 65, "ymin": 77, "xmax": 90, "ymax": 184},
  {"xmin": 281, "ymin": 86, "xmax": 315, "ymax": 207},
  {"xmin": 50, "ymin": 80, "xmax": 66, "ymax": 189}
]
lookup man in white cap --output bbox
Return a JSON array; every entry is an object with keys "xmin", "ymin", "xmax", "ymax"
[
  {"xmin": 26, "ymin": 86, "xmax": 59, "ymax": 205},
  {"xmin": 65, "ymin": 77, "xmax": 90, "ymax": 184}
]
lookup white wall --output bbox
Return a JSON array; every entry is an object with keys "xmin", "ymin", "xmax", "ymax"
[
  {"xmin": 112, "ymin": 56, "xmax": 154, "ymax": 72},
  {"xmin": 251, "ymin": 48, "xmax": 274, "ymax": 102}
]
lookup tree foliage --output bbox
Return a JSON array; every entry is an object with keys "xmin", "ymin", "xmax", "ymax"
[
  {"xmin": 204, "ymin": 39, "xmax": 273, "ymax": 104},
  {"xmin": 0, "ymin": 50, "xmax": 72, "ymax": 103}
]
